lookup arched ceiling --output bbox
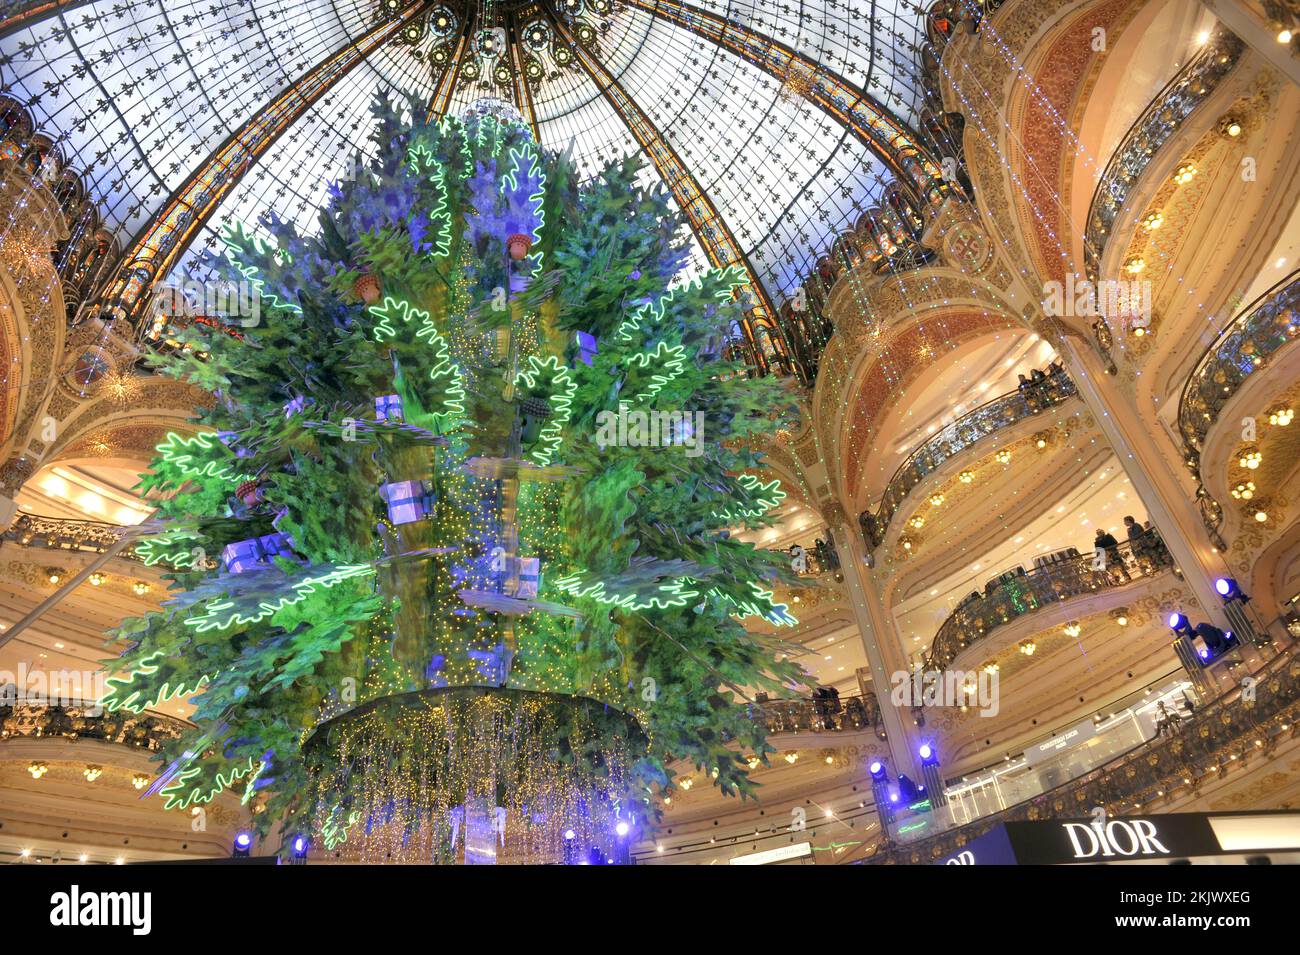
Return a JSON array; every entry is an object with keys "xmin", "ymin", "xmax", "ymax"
[{"xmin": 0, "ymin": 0, "xmax": 931, "ymax": 306}]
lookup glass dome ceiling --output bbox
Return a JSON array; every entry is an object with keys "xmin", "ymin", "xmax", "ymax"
[{"xmin": 0, "ymin": 0, "xmax": 931, "ymax": 334}]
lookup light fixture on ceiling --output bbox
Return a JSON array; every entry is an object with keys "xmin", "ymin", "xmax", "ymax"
[
  {"xmin": 1231, "ymin": 481, "xmax": 1255, "ymax": 500},
  {"xmin": 1239, "ymin": 449, "xmax": 1262, "ymax": 469},
  {"xmin": 1173, "ymin": 163, "xmax": 1198, "ymax": 184},
  {"xmin": 1268, "ymin": 407, "xmax": 1293, "ymax": 426},
  {"xmin": 959, "ymin": 470, "xmax": 975, "ymax": 484},
  {"xmin": 133, "ymin": 581, "xmax": 151, "ymax": 596}
]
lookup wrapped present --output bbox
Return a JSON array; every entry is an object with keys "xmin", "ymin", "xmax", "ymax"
[
  {"xmin": 575, "ymin": 330, "xmax": 598, "ymax": 366},
  {"xmin": 374, "ymin": 393, "xmax": 403, "ymax": 422},
  {"xmin": 221, "ymin": 537, "xmax": 266, "ymax": 574},
  {"xmin": 513, "ymin": 556, "xmax": 541, "ymax": 600},
  {"xmin": 380, "ymin": 480, "xmax": 433, "ymax": 525},
  {"xmin": 257, "ymin": 532, "xmax": 295, "ymax": 559}
]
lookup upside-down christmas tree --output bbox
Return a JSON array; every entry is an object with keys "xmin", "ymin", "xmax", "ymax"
[{"xmin": 105, "ymin": 95, "xmax": 805, "ymax": 863}]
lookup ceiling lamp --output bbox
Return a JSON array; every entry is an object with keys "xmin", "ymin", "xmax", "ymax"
[
  {"xmin": 1219, "ymin": 116, "xmax": 1243, "ymax": 138},
  {"xmin": 1239, "ymin": 449, "xmax": 1262, "ymax": 469},
  {"xmin": 89, "ymin": 572, "xmax": 104, "ymax": 586},
  {"xmin": 1268, "ymin": 407, "xmax": 1293, "ymax": 426},
  {"xmin": 1064, "ymin": 622, "xmax": 1082, "ymax": 638},
  {"xmin": 1173, "ymin": 163, "xmax": 1198, "ymax": 184},
  {"xmin": 47, "ymin": 569, "xmax": 62, "ymax": 585},
  {"xmin": 1142, "ymin": 212, "xmax": 1164, "ymax": 231},
  {"xmin": 132, "ymin": 581, "xmax": 151, "ymax": 596},
  {"xmin": 929, "ymin": 493, "xmax": 945, "ymax": 507},
  {"xmin": 1019, "ymin": 640, "xmax": 1037, "ymax": 656},
  {"xmin": 132, "ymin": 773, "xmax": 150, "ymax": 790},
  {"xmin": 28, "ymin": 762, "xmax": 48, "ymax": 779},
  {"xmin": 995, "ymin": 449, "xmax": 1012, "ymax": 464},
  {"xmin": 909, "ymin": 516, "xmax": 925, "ymax": 529},
  {"xmin": 1231, "ymin": 481, "xmax": 1255, "ymax": 500},
  {"xmin": 958, "ymin": 470, "xmax": 975, "ymax": 484},
  {"xmin": 83, "ymin": 765, "xmax": 103, "ymax": 783},
  {"xmin": 1255, "ymin": 510, "xmax": 1269, "ymax": 523},
  {"xmin": 784, "ymin": 752, "xmax": 798, "ymax": 764},
  {"xmin": 1034, "ymin": 434, "xmax": 1049, "ymax": 449},
  {"xmin": 982, "ymin": 661, "xmax": 1000, "ymax": 675},
  {"xmin": 1279, "ymin": 29, "xmax": 1293, "ymax": 44},
  {"xmin": 1115, "ymin": 612, "xmax": 1129, "ymax": 626},
  {"xmin": 1124, "ymin": 257, "xmax": 1146, "ymax": 274}
]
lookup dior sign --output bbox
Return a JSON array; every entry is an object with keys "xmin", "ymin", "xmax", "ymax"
[{"xmin": 1062, "ymin": 820, "xmax": 1171, "ymax": 860}]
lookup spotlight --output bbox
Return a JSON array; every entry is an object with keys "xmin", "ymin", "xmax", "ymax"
[
  {"xmin": 233, "ymin": 832, "xmax": 252, "ymax": 858},
  {"xmin": 615, "ymin": 821, "xmax": 630, "ymax": 838},
  {"xmin": 563, "ymin": 828, "xmax": 576, "ymax": 841},
  {"xmin": 1168, "ymin": 612, "xmax": 1189, "ymax": 633},
  {"xmin": 918, "ymin": 743, "xmax": 934, "ymax": 762},
  {"xmin": 292, "ymin": 835, "xmax": 309, "ymax": 859},
  {"xmin": 1214, "ymin": 577, "xmax": 1247, "ymax": 602},
  {"xmin": 868, "ymin": 760, "xmax": 887, "ymax": 780}
]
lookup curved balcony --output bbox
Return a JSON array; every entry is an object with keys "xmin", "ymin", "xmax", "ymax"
[
  {"xmin": 0, "ymin": 699, "xmax": 187, "ymax": 751},
  {"xmin": 924, "ymin": 536, "xmax": 1175, "ymax": 670},
  {"xmin": 752, "ymin": 691, "xmax": 883, "ymax": 738},
  {"xmin": 1178, "ymin": 271, "xmax": 1300, "ymax": 461},
  {"xmin": 873, "ymin": 643, "xmax": 1300, "ymax": 864},
  {"xmin": 1085, "ymin": 30, "xmax": 1244, "ymax": 278},
  {"xmin": 4, "ymin": 514, "xmax": 150, "ymax": 564},
  {"xmin": 860, "ymin": 367, "xmax": 1077, "ymax": 548}
]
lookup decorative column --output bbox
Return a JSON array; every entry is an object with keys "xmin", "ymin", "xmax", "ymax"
[
  {"xmin": 825, "ymin": 507, "xmax": 923, "ymax": 780},
  {"xmin": 1060, "ymin": 338, "xmax": 1233, "ymax": 632}
]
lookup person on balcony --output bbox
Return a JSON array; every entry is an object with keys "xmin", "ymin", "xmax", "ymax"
[
  {"xmin": 812, "ymin": 685, "xmax": 841, "ymax": 731},
  {"xmin": 1094, "ymin": 527, "xmax": 1126, "ymax": 580}
]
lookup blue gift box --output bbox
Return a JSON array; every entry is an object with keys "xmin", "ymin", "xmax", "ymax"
[
  {"xmin": 381, "ymin": 480, "xmax": 433, "ymax": 525},
  {"xmin": 575, "ymin": 330, "xmax": 598, "ymax": 366},
  {"xmin": 375, "ymin": 393, "xmax": 403, "ymax": 422},
  {"xmin": 257, "ymin": 532, "xmax": 295, "ymax": 559},
  {"xmin": 222, "ymin": 537, "xmax": 265, "ymax": 574}
]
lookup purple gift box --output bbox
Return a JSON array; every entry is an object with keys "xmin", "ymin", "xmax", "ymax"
[
  {"xmin": 575, "ymin": 330, "xmax": 597, "ymax": 366},
  {"xmin": 222, "ymin": 537, "xmax": 265, "ymax": 574},
  {"xmin": 375, "ymin": 393, "xmax": 403, "ymax": 422},
  {"xmin": 512, "ymin": 556, "xmax": 541, "ymax": 600},
  {"xmin": 381, "ymin": 479, "xmax": 433, "ymax": 525}
]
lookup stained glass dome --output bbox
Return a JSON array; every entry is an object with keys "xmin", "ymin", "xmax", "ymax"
[{"xmin": 1, "ymin": 0, "xmax": 937, "ymax": 371}]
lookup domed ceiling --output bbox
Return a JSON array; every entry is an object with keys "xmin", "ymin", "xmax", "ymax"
[{"xmin": 1, "ymin": 0, "xmax": 933, "ymax": 363}]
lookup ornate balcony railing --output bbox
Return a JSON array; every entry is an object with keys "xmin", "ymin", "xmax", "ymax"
[
  {"xmin": 1178, "ymin": 272, "xmax": 1300, "ymax": 461},
  {"xmin": 752, "ymin": 691, "xmax": 883, "ymax": 737},
  {"xmin": 924, "ymin": 536, "xmax": 1174, "ymax": 670},
  {"xmin": 872, "ymin": 643, "xmax": 1300, "ymax": 864},
  {"xmin": 790, "ymin": 538, "xmax": 841, "ymax": 579},
  {"xmin": 861, "ymin": 367, "xmax": 1077, "ymax": 548},
  {"xmin": 3, "ymin": 514, "xmax": 147, "ymax": 562},
  {"xmin": 1084, "ymin": 31, "xmax": 1244, "ymax": 278},
  {"xmin": 0, "ymin": 699, "xmax": 187, "ymax": 752}
]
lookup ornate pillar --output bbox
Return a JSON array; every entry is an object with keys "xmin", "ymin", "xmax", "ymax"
[
  {"xmin": 825, "ymin": 506, "xmax": 923, "ymax": 780},
  {"xmin": 1059, "ymin": 337, "xmax": 1233, "ymax": 632}
]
